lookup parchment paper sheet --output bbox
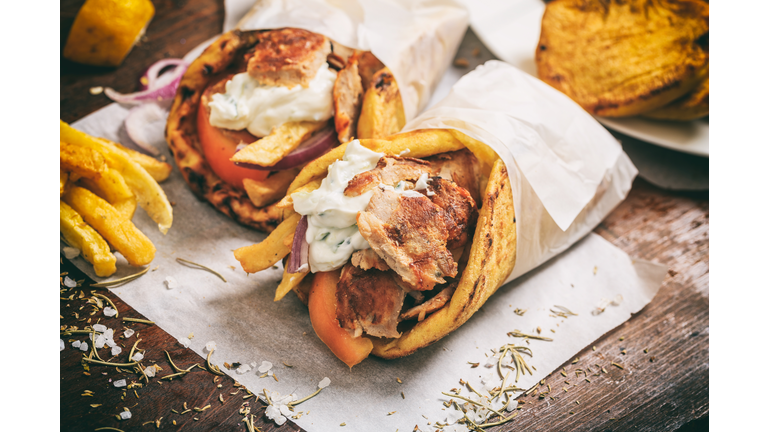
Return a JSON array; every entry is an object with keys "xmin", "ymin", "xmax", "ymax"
[
  {"xmin": 230, "ymin": 0, "xmax": 469, "ymax": 122},
  {"xmin": 62, "ymin": 3, "xmax": 664, "ymax": 429}
]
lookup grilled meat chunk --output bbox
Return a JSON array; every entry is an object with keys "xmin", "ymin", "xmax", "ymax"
[
  {"xmin": 333, "ymin": 53, "xmax": 364, "ymax": 143},
  {"xmin": 428, "ymin": 178, "xmax": 477, "ymax": 249},
  {"xmin": 427, "ymin": 149, "xmax": 482, "ymax": 205},
  {"xmin": 336, "ymin": 264, "xmax": 405, "ymax": 339},
  {"xmin": 351, "ymin": 248, "xmax": 390, "ymax": 271},
  {"xmin": 344, "ymin": 156, "xmax": 431, "ymax": 197},
  {"xmin": 400, "ymin": 282, "xmax": 457, "ymax": 322},
  {"xmin": 247, "ymin": 28, "xmax": 332, "ymax": 88},
  {"xmin": 357, "ymin": 188, "xmax": 457, "ymax": 291}
]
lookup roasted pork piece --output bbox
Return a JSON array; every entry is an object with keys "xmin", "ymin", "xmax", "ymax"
[
  {"xmin": 247, "ymin": 28, "xmax": 332, "ymax": 88},
  {"xmin": 336, "ymin": 264, "xmax": 405, "ymax": 338},
  {"xmin": 427, "ymin": 149, "xmax": 482, "ymax": 204},
  {"xmin": 344, "ymin": 156, "xmax": 431, "ymax": 197},
  {"xmin": 400, "ymin": 282, "xmax": 458, "ymax": 322},
  {"xmin": 357, "ymin": 188, "xmax": 458, "ymax": 291}
]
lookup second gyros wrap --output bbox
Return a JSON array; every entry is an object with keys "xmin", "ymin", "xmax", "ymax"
[
  {"xmin": 165, "ymin": 0, "xmax": 468, "ymax": 231},
  {"xmin": 235, "ymin": 61, "xmax": 638, "ymax": 367}
]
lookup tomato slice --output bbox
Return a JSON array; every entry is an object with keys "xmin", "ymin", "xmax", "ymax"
[
  {"xmin": 197, "ymin": 80, "xmax": 268, "ymax": 188},
  {"xmin": 308, "ymin": 270, "xmax": 373, "ymax": 368}
]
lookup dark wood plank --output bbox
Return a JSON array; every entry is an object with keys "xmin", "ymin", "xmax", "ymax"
[{"xmin": 61, "ymin": 260, "xmax": 301, "ymax": 432}]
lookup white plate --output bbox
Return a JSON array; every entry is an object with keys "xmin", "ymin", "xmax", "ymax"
[{"xmin": 458, "ymin": 0, "xmax": 709, "ymax": 157}]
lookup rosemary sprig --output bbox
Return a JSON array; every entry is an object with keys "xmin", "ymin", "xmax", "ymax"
[
  {"xmin": 205, "ymin": 348, "xmax": 225, "ymax": 376},
  {"xmin": 82, "ymin": 358, "xmax": 138, "ymax": 367},
  {"xmin": 507, "ymin": 330, "xmax": 553, "ymax": 342},
  {"xmin": 550, "ymin": 305, "xmax": 578, "ymax": 318},
  {"xmin": 91, "ymin": 293, "xmax": 118, "ymax": 317},
  {"xmin": 478, "ymin": 411, "xmax": 518, "ymax": 428},
  {"xmin": 441, "ymin": 392, "xmax": 505, "ymax": 420},
  {"xmin": 123, "ymin": 317, "xmax": 154, "ymax": 324},
  {"xmin": 90, "ymin": 267, "xmax": 149, "ymax": 288},
  {"xmin": 288, "ymin": 388, "xmax": 323, "ymax": 407},
  {"xmin": 128, "ymin": 339, "xmax": 142, "ymax": 363},
  {"xmin": 176, "ymin": 258, "xmax": 227, "ymax": 283}
]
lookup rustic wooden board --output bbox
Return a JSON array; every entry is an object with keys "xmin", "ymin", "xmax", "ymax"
[{"xmin": 60, "ymin": 1, "xmax": 708, "ymax": 430}]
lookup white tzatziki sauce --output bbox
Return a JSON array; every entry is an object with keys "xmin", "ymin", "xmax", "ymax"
[
  {"xmin": 207, "ymin": 63, "xmax": 337, "ymax": 137},
  {"xmin": 291, "ymin": 141, "xmax": 385, "ymax": 272}
]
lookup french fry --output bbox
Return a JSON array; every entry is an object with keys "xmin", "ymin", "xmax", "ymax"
[
  {"xmin": 242, "ymin": 168, "xmax": 301, "ymax": 208},
  {"xmin": 78, "ymin": 168, "xmax": 138, "ymax": 220},
  {"xmin": 277, "ymin": 178, "xmax": 323, "ymax": 209},
  {"xmin": 60, "ymin": 141, "xmax": 106, "ymax": 180},
  {"xmin": 234, "ymin": 212, "xmax": 301, "ymax": 274},
  {"xmin": 60, "ymin": 171, "xmax": 68, "ymax": 196},
  {"xmin": 60, "ymin": 120, "xmax": 173, "ymax": 234},
  {"xmin": 60, "ymin": 200, "xmax": 117, "ymax": 277},
  {"xmin": 99, "ymin": 138, "xmax": 173, "ymax": 182},
  {"xmin": 274, "ymin": 264, "xmax": 308, "ymax": 301},
  {"xmin": 356, "ymin": 67, "xmax": 406, "ymax": 139},
  {"xmin": 287, "ymin": 130, "xmax": 464, "ymax": 194},
  {"xmin": 63, "ymin": 186, "xmax": 156, "ymax": 267},
  {"xmin": 230, "ymin": 121, "xmax": 326, "ymax": 167}
]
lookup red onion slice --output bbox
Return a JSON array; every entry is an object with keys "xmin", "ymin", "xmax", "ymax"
[
  {"xmin": 105, "ymin": 61, "xmax": 188, "ymax": 105},
  {"xmin": 287, "ymin": 216, "xmax": 310, "ymax": 274},
  {"xmin": 140, "ymin": 58, "xmax": 187, "ymax": 90},
  {"xmin": 235, "ymin": 126, "xmax": 338, "ymax": 171},
  {"xmin": 124, "ymin": 102, "xmax": 169, "ymax": 155}
]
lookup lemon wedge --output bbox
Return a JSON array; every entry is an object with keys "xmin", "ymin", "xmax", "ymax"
[{"xmin": 63, "ymin": 0, "xmax": 155, "ymax": 67}]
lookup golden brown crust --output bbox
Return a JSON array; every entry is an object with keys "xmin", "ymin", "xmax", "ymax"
[
  {"xmin": 165, "ymin": 30, "xmax": 283, "ymax": 232},
  {"xmin": 333, "ymin": 52, "xmax": 364, "ymax": 143},
  {"xmin": 643, "ymin": 73, "xmax": 709, "ymax": 121},
  {"xmin": 536, "ymin": 0, "xmax": 709, "ymax": 117},
  {"xmin": 371, "ymin": 157, "xmax": 516, "ymax": 359},
  {"xmin": 247, "ymin": 28, "xmax": 331, "ymax": 88}
]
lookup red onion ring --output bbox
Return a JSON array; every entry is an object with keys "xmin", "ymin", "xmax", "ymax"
[
  {"xmin": 124, "ymin": 102, "xmax": 169, "ymax": 155},
  {"xmin": 140, "ymin": 58, "xmax": 187, "ymax": 90},
  {"xmin": 105, "ymin": 60, "xmax": 188, "ymax": 105},
  {"xmin": 287, "ymin": 216, "xmax": 310, "ymax": 274},
  {"xmin": 235, "ymin": 126, "xmax": 338, "ymax": 171}
]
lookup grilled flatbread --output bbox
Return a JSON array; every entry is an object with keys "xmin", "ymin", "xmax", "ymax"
[{"xmin": 536, "ymin": 0, "xmax": 709, "ymax": 117}]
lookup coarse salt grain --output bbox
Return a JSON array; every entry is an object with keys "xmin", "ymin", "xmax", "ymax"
[
  {"xmin": 178, "ymin": 337, "xmax": 191, "ymax": 348},
  {"xmin": 80, "ymin": 342, "xmax": 89, "ymax": 352},
  {"xmin": 119, "ymin": 410, "xmax": 132, "ymax": 420},
  {"xmin": 318, "ymin": 377, "xmax": 331, "ymax": 388},
  {"xmin": 95, "ymin": 334, "xmax": 106, "ymax": 349},
  {"xmin": 106, "ymin": 338, "xmax": 117, "ymax": 348},
  {"xmin": 103, "ymin": 307, "xmax": 117, "ymax": 317},
  {"xmin": 72, "ymin": 340, "xmax": 81, "ymax": 349},
  {"xmin": 64, "ymin": 276, "xmax": 77, "ymax": 288},
  {"xmin": 93, "ymin": 324, "xmax": 107, "ymax": 332},
  {"xmin": 131, "ymin": 352, "xmax": 144, "ymax": 362},
  {"xmin": 144, "ymin": 365, "xmax": 158, "ymax": 377},
  {"xmin": 204, "ymin": 341, "xmax": 216, "ymax": 353},
  {"xmin": 63, "ymin": 246, "xmax": 81, "ymax": 259},
  {"xmin": 505, "ymin": 400, "xmax": 519, "ymax": 412},
  {"xmin": 164, "ymin": 276, "xmax": 178, "ymax": 290},
  {"xmin": 123, "ymin": 329, "xmax": 135, "ymax": 338},
  {"xmin": 446, "ymin": 409, "xmax": 463, "ymax": 424},
  {"xmin": 113, "ymin": 379, "xmax": 127, "ymax": 388},
  {"xmin": 258, "ymin": 361, "xmax": 273, "ymax": 373},
  {"xmin": 111, "ymin": 346, "xmax": 122, "ymax": 356},
  {"xmin": 236, "ymin": 364, "xmax": 252, "ymax": 374},
  {"xmin": 60, "ymin": 339, "xmax": 64, "ymax": 351}
]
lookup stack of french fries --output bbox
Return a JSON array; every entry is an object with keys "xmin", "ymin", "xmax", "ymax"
[{"xmin": 59, "ymin": 120, "xmax": 173, "ymax": 277}]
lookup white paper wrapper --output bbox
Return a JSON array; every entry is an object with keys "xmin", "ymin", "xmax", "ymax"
[
  {"xmin": 403, "ymin": 61, "xmax": 639, "ymax": 281},
  {"xmin": 231, "ymin": 0, "xmax": 469, "ymax": 121}
]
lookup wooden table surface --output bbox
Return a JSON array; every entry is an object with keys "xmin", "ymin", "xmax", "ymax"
[{"xmin": 60, "ymin": 1, "xmax": 709, "ymax": 431}]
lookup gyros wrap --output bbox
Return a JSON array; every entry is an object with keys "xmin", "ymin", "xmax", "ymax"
[
  {"xmin": 166, "ymin": 1, "xmax": 468, "ymax": 231},
  {"xmin": 235, "ymin": 61, "xmax": 638, "ymax": 366}
]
